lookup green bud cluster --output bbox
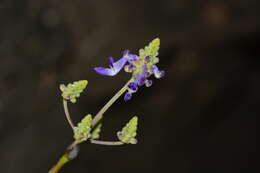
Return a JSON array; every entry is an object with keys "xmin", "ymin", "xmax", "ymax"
[
  {"xmin": 60, "ymin": 80, "xmax": 88, "ymax": 103},
  {"xmin": 117, "ymin": 116, "xmax": 138, "ymax": 144},
  {"xmin": 73, "ymin": 114, "xmax": 92, "ymax": 143},
  {"xmin": 139, "ymin": 38, "xmax": 160, "ymax": 65}
]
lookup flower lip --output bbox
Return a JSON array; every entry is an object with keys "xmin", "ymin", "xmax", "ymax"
[{"xmin": 94, "ymin": 56, "xmax": 128, "ymax": 76}]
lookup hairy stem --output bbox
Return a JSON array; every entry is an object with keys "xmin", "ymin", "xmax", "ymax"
[
  {"xmin": 90, "ymin": 139, "xmax": 124, "ymax": 145},
  {"xmin": 92, "ymin": 79, "xmax": 132, "ymax": 126},
  {"xmin": 63, "ymin": 99, "xmax": 75, "ymax": 129}
]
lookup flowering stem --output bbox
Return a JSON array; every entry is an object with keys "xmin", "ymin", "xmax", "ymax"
[
  {"xmin": 90, "ymin": 139, "xmax": 124, "ymax": 145},
  {"xmin": 63, "ymin": 99, "xmax": 75, "ymax": 129},
  {"xmin": 92, "ymin": 79, "xmax": 132, "ymax": 127}
]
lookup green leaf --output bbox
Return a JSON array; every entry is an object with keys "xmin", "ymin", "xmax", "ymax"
[
  {"xmin": 117, "ymin": 116, "xmax": 138, "ymax": 144},
  {"xmin": 139, "ymin": 38, "xmax": 160, "ymax": 65},
  {"xmin": 60, "ymin": 80, "xmax": 88, "ymax": 103},
  {"xmin": 73, "ymin": 114, "xmax": 92, "ymax": 143},
  {"xmin": 91, "ymin": 123, "xmax": 102, "ymax": 139}
]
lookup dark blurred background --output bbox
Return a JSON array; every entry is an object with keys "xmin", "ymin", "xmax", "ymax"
[{"xmin": 0, "ymin": 0, "xmax": 258, "ymax": 172}]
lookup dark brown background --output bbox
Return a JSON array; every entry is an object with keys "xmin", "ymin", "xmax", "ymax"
[{"xmin": 0, "ymin": 0, "xmax": 258, "ymax": 172}]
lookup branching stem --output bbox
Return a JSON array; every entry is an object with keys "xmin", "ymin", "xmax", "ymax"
[
  {"xmin": 90, "ymin": 139, "xmax": 124, "ymax": 145},
  {"xmin": 50, "ymin": 79, "xmax": 132, "ymax": 173}
]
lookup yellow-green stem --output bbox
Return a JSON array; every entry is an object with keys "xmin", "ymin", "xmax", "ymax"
[
  {"xmin": 92, "ymin": 79, "xmax": 132, "ymax": 126},
  {"xmin": 48, "ymin": 154, "xmax": 70, "ymax": 173},
  {"xmin": 90, "ymin": 139, "xmax": 124, "ymax": 145}
]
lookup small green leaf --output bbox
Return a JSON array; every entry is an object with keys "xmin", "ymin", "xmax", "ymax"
[
  {"xmin": 60, "ymin": 80, "xmax": 88, "ymax": 103},
  {"xmin": 91, "ymin": 123, "xmax": 102, "ymax": 139},
  {"xmin": 139, "ymin": 38, "xmax": 160, "ymax": 65},
  {"xmin": 117, "ymin": 116, "xmax": 138, "ymax": 144},
  {"xmin": 73, "ymin": 114, "xmax": 92, "ymax": 143}
]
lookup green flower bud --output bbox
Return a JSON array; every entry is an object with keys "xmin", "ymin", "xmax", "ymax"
[{"xmin": 117, "ymin": 116, "xmax": 138, "ymax": 144}]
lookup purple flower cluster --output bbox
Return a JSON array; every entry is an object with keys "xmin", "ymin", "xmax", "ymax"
[{"xmin": 94, "ymin": 50, "xmax": 164, "ymax": 101}]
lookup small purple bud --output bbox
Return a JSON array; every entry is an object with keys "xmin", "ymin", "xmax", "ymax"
[
  {"xmin": 128, "ymin": 82, "xmax": 138, "ymax": 92},
  {"xmin": 145, "ymin": 80, "xmax": 153, "ymax": 87},
  {"xmin": 145, "ymin": 71, "xmax": 151, "ymax": 77},
  {"xmin": 124, "ymin": 92, "xmax": 132, "ymax": 101},
  {"xmin": 145, "ymin": 56, "xmax": 150, "ymax": 62},
  {"xmin": 124, "ymin": 64, "xmax": 136, "ymax": 73},
  {"xmin": 136, "ymin": 73, "xmax": 146, "ymax": 86}
]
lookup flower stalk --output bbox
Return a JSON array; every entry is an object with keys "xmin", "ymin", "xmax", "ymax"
[
  {"xmin": 92, "ymin": 79, "xmax": 132, "ymax": 127},
  {"xmin": 63, "ymin": 99, "xmax": 75, "ymax": 129}
]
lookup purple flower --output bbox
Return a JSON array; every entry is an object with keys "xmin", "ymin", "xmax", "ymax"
[{"xmin": 94, "ymin": 56, "xmax": 128, "ymax": 76}]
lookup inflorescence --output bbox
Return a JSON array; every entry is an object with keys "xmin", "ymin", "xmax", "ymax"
[{"xmin": 94, "ymin": 38, "xmax": 165, "ymax": 101}]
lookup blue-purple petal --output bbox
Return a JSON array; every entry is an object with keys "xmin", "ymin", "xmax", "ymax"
[
  {"xmin": 94, "ymin": 67, "xmax": 117, "ymax": 76},
  {"xmin": 111, "ymin": 57, "xmax": 128, "ymax": 74},
  {"xmin": 94, "ymin": 56, "xmax": 128, "ymax": 76},
  {"xmin": 151, "ymin": 65, "xmax": 165, "ymax": 78},
  {"xmin": 109, "ymin": 56, "xmax": 114, "ymax": 67}
]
